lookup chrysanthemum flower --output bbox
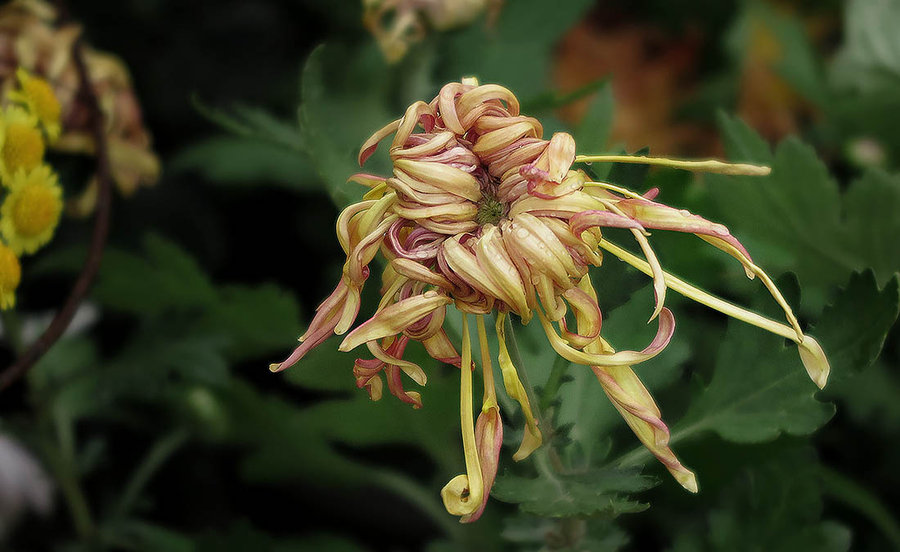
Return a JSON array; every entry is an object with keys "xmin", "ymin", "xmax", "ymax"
[
  {"xmin": 0, "ymin": 241, "xmax": 21, "ymax": 309},
  {"xmin": 1, "ymin": 164, "xmax": 62, "ymax": 255},
  {"xmin": 9, "ymin": 68, "xmax": 60, "ymax": 142},
  {"xmin": 0, "ymin": 105, "xmax": 44, "ymax": 185},
  {"xmin": 272, "ymin": 79, "xmax": 830, "ymax": 521}
]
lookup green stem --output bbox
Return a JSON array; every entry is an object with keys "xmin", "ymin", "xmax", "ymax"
[
  {"xmin": 114, "ymin": 428, "xmax": 190, "ymax": 518},
  {"xmin": 45, "ymin": 409, "xmax": 94, "ymax": 540},
  {"xmin": 503, "ymin": 317, "xmax": 566, "ymax": 475},
  {"xmin": 819, "ymin": 466, "xmax": 900, "ymax": 548},
  {"xmin": 540, "ymin": 355, "xmax": 570, "ymax": 414}
]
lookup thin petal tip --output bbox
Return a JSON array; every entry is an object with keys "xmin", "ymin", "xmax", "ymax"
[{"xmin": 798, "ymin": 335, "xmax": 830, "ymax": 389}]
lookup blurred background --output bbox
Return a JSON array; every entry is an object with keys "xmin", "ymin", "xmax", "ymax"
[{"xmin": 1, "ymin": 0, "xmax": 899, "ymax": 550}]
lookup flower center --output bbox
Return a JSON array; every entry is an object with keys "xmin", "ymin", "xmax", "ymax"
[
  {"xmin": 12, "ymin": 182, "xmax": 60, "ymax": 237},
  {"xmin": 474, "ymin": 176, "xmax": 507, "ymax": 226},
  {"xmin": 2, "ymin": 123, "xmax": 44, "ymax": 175}
]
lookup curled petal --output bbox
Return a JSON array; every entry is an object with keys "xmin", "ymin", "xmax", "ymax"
[
  {"xmin": 535, "ymin": 307, "xmax": 675, "ymax": 368},
  {"xmin": 359, "ymin": 119, "xmax": 401, "ymax": 165},
  {"xmin": 560, "ymin": 287, "xmax": 602, "ymax": 348},
  {"xmin": 339, "ymin": 291, "xmax": 452, "ymax": 352},
  {"xmin": 394, "ymin": 159, "xmax": 482, "ymax": 201},
  {"xmin": 799, "ymin": 335, "xmax": 830, "ymax": 390},
  {"xmin": 366, "ymin": 336, "xmax": 426, "ymax": 387},
  {"xmin": 270, "ymin": 279, "xmax": 357, "ymax": 372},
  {"xmin": 460, "ymin": 406, "xmax": 503, "ymax": 523},
  {"xmin": 441, "ymin": 315, "xmax": 484, "ymax": 517},
  {"xmin": 391, "ymin": 101, "xmax": 436, "ymax": 150}
]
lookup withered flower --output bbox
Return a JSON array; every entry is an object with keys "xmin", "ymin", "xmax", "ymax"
[{"xmin": 272, "ymin": 78, "xmax": 829, "ymax": 521}]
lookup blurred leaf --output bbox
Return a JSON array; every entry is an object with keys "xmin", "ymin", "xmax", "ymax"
[
  {"xmin": 299, "ymin": 43, "xmax": 396, "ymax": 205},
  {"xmin": 193, "ymin": 99, "xmax": 305, "ymax": 150},
  {"xmin": 574, "ymin": 82, "xmax": 615, "ymax": 155},
  {"xmin": 703, "ymin": 447, "xmax": 851, "ymax": 552},
  {"xmin": 831, "ymin": 0, "xmax": 900, "ymax": 94},
  {"xmin": 712, "ymin": 115, "xmax": 900, "ymax": 293},
  {"xmin": 103, "ymin": 520, "xmax": 194, "ymax": 552},
  {"xmin": 678, "ymin": 271, "xmax": 898, "ymax": 445},
  {"xmin": 170, "ymin": 136, "xmax": 316, "ymax": 190},
  {"xmin": 727, "ymin": 2, "xmax": 827, "ymax": 105},
  {"xmin": 95, "ymin": 234, "xmax": 217, "ymax": 316},
  {"xmin": 443, "ymin": 0, "xmax": 595, "ymax": 99},
  {"xmin": 492, "ymin": 467, "xmax": 656, "ymax": 518},
  {"xmin": 198, "ymin": 284, "xmax": 302, "ymax": 361}
]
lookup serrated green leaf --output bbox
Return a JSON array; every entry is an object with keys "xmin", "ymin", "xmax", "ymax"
[
  {"xmin": 676, "ymin": 271, "xmax": 898, "ymax": 445},
  {"xmin": 492, "ymin": 467, "xmax": 656, "ymax": 518},
  {"xmin": 712, "ymin": 115, "xmax": 900, "ymax": 292}
]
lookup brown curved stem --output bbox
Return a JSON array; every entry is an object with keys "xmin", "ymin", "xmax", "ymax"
[{"xmin": 0, "ymin": 30, "xmax": 112, "ymax": 391}]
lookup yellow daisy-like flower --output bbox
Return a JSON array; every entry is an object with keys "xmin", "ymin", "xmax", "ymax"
[
  {"xmin": 0, "ymin": 242, "xmax": 21, "ymax": 310},
  {"xmin": 0, "ymin": 106, "xmax": 45, "ymax": 186},
  {"xmin": 1, "ymin": 164, "xmax": 63, "ymax": 255},
  {"xmin": 9, "ymin": 67, "xmax": 61, "ymax": 142}
]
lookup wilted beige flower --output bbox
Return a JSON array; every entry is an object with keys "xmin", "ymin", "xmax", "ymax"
[{"xmin": 272, "ymin": 78, "xmax": 830, "ymax": 521}]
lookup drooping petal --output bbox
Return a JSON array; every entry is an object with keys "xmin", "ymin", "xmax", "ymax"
[
  {"xmin": 535, "ymin": 306, "xmax": 675, "ymax": 368},
  {"xmin": 339, "ymin": 291, "xmax": 452, "ymax": 352},
  {"xmin": 495, "ymin": 313, "xmax": 542, "ymax": 460},
  {"xmin": 441, "ymin": 315, "xmax": 484, "ymax": 517},
  {"xmin": 591, "ymin": 355, "xmax": 697, "ymax": 492}
]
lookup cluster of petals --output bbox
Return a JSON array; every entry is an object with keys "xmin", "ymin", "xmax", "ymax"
[{"xmin": 272, "ymin": 79, "xmax": 831, "ymax": 522}]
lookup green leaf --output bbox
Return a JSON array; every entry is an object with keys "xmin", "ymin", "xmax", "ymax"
[
  {"xmin": 94, "ymin": 234, "xmax": 218, "ymax": 316},
  {"xmin": 442, "ymin": 0, "xmax": 595, "ymax": 100},
  {"xmin": 704, "ymin": 446, "xmax": 851, "ymax": 552},
  {"xmin": 831, "ymin": 0, "xmax": 900, "ymax": 94},
  {"xmin": 299, "ymin": 43, "xmax": 396, "ymax": 205},
  {"xmin": 712, "ymin": 115, "xmax": 900, "ymax": 293},
  {"xmin": 198, "ymin": 284, "xmax": 302, "ymax": 362},
  {"xmin": 491, "ymin": 467, "xmax": 656, "ymax": 518},
  {"xmin": 676, "ymin": 271, "xmax": 898, "ymax": 445},
  {"xmin": 170, "ymin": 135, "xmax": 315, "ymax": 190},
  {"xmin": 192, "ymin": 99, "xmax": 305, "ymax": 151},
  {"xmin": 574, "ymin": 82, "xmax": 615, "ymax": 155}
]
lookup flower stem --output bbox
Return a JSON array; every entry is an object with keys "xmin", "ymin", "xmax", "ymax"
[{"xmin": 114, "ymin": 428, "xmax": 190, "ymax": 518}]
